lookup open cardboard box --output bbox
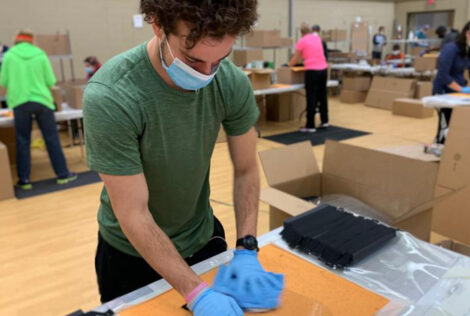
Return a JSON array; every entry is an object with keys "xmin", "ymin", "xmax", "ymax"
[
  {"xmin": 259, "ymin": 140, "xmax": 444, "ymax": 241},
  {"xmin": 276, "ymin": 67, "xmax": 305, "ymax": 84},
  {"xmin": 433, "ymin": 107, "xmax": 470, "ymax": 246}
]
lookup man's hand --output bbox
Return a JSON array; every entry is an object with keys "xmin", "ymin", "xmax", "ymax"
[
  {"xmin": 188, "ymin": 287, "xmax": 243, "ymax": 316},
  {"xmin": 212, "ymin": 250, "xmax": 284, "ymax": 310}
]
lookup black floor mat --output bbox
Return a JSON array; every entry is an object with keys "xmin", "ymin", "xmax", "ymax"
[
  {"xmin": 14, "ymin": 170, "xmax": 102, "ymax": 199},
  {"xmin": 262, "ymin": 125, "xmax": 370, "ymax": 146}
]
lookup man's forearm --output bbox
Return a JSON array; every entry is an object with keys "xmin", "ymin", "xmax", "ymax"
[
  {"xmin": 118, "ymin": 209, "xmax": 202, "ymax": 297},
  {"xmin": 233, "ymin": 165, "xmax": 260, "ymax": 240}
]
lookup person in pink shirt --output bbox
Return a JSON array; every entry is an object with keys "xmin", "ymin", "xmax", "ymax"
[{"xmin": 288, "ymin": 23, "xmax": 329, "ymax": 132}]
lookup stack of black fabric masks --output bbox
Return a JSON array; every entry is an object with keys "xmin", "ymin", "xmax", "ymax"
[{"xmin": 281, "ymin": 204, "xmax": 397, "ymax": 269}]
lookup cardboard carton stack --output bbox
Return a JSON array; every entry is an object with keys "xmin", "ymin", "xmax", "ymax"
[
  {"xmin": 0, "ymin": 127, "xmax": 16, "ymax": 164},
  {"xmin": 276, "ymin": 67, "xmax": 305, "ymax": 84},
  {"xmin": 245, "ymin": 69, "xmax": 273, "ymax": 90},
  {"xmin": 365, "ymin": 76, "xmax": 416, "ymax": 110},
  {"xmin": 392, "ymin": 81, "xmax": 434, "ymax": 118},
  {"xmin": 340, "ymin": 75, "xmax": 371, "ymax": 103},
  {"xmin": 245, "ymin": 30, "xmax": 281, "ymax": 48},
  {"xmin": 60, "ymin": 79, "xmax": 87, "ymax": 109},
  {"xmin": 233, "ymin": 49, "xmax": 264, "ymax": 67},
  {"xmin": 0, "ymin": 142, "xmax": 14, "ymax": 201},
  {"xmin": 321, "ymin": 29, "xmax": 347, "ymax": 42},
  {"xmin": 259, "ymin": 140, "xmax": 441, "ymax": 241},
  {"xmin": 414, "ymin": 55, "xmax": 438, "ymax": 72},
  {"xmin": 351, "ymin": 22, "xmax": 369, "ymax": 55},
  {"xmin": 432, "ymin": 107, "xmax": 470, "ymax": 247}
]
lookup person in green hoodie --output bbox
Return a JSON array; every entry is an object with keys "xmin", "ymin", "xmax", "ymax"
[{"xmin": 0, "ymin": 30, "xmax": 76, "ymax": 189}]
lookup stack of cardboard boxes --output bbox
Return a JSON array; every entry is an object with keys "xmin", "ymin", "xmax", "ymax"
[
  {"xmin": 321, "ymin": 29, "xmax": 347, "ymax": 42},
  {"xmin": 264, "ymin": 67, "xmax": 306, "ymax": 122},
  {"xmin": 365, "ymin": 76, "xmax": 416, "ymax": 110},
  {"xmin": 414, "ymin": 55, "xmax": 438, "ymax": 72},
  {"xmin": 245, "ymin": 30, "xmax": 281, "ymax": 48},
  {"xmin": 0, "ymin": 141, "xmax": 14, "ymax": 201},
  {"xmin": 392, "ymin": 81, "xmax": 434, "ymax": 118},
  {"xmin": 233, "ymin": 49, "xmax": 264, "ymax": 67},
  {"xmin": 340, "ymin": 75, "xmax": 371, "ymax": 103}
]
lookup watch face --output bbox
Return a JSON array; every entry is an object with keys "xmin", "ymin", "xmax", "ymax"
[{"xmin": 245, "ymin": 236, "xmax": 258, "ymax": 250}]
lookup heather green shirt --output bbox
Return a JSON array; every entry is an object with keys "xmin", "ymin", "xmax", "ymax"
[{"xmin": 83, "ymin": 43, "xmax": 258, "ymax": 258}]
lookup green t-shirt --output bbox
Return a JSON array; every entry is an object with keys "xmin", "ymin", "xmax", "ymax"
[{"xmin": 83, "ymin": 42, "xmax": 259, "ymax": 258}]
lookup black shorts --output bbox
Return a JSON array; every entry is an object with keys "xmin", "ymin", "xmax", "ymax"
[
  {"xmin": 372, "ymin": 51, "xmax": 382, "ymax": 60},
  {"xmin": 95, "ymin": 216, "xmax": 227, "ymax": 303}
]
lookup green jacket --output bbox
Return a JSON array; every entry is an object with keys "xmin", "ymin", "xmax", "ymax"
[{"xmin": 0, "ymin": 42, "xmax": 56, "ymax": 110}]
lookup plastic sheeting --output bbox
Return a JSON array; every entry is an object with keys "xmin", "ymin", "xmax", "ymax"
[{"xmin": 423, "ymin": 95, "xmax": 470, "ymax": 109}]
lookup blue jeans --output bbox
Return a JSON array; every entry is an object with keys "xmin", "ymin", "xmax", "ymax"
[{"xmin": 13, "ymin": 102, "xmax": 69, "ymax": 181}]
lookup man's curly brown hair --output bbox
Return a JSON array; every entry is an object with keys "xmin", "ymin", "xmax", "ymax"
[{"xmin": 141, "ymin": 0, "xmax": 258, "ymax": 49}]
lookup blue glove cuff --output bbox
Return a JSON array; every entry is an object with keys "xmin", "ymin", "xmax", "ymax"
[{"xmin": 234, "ymin": 249, "xmax": 257, "ymax": 256}]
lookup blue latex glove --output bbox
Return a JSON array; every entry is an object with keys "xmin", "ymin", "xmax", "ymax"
[
  {"xmin": 213, "ymin": 250, "xmax": 284, "ymax": 311},
  {"xmin": 188, "ymin": 288, "xmax": 243, "ymax": 316},
  {"xmin": 461, "ymin": 87, "xmax": 470, "ymax": 94}
]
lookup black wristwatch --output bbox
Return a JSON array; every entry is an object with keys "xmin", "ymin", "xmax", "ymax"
[{"xmin": 236, "ymin": 235, "xmax": 259, "ymax": 251}]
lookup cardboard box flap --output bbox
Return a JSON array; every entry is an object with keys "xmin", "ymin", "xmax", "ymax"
[
  {"xmin": 436, "ymin": 107, "xmax": 470, "ymax": 190},
  {"xmin": 259, "ymin": 141, "xmax": 321, "ymax": 197},
  {"xmin": 291, "ymin": 67, "xmax": 305, "ymax": 72},
  {"xmin": 377, "ymin": 144, "xmax": 440, "ymax": 162},
  {"xmin": 393, "ymin": 185, "xmax": 465, "ymax": 223},
  {"xmin": 260, "ymin": 187, "xmax": 314, "ymax": 217},
  {"xmin": 322, "ymin": 140, "xmax": 438, "ymax": 220}
]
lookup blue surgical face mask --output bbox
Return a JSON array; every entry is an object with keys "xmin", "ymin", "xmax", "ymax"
[
  {"xmin": 85, "ymin": 66, "xmax": 94, "ymax": 74},
  {"xmin": 159, "ymin": 38, "xmax": 219, "ymax": 91}
]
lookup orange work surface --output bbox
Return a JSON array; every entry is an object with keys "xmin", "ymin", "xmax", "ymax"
[{"xmin": 120, "ymin": 244, "xmax": 389, "ymax": 316}]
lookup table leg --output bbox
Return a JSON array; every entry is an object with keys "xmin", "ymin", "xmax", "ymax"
[
  {"xmin": 77, "ymin": 119, "xmax": 84, "ymax": 159},
  {"xmin": 67, "ymin": 120, "xmax": 73, "ymax": 147}
]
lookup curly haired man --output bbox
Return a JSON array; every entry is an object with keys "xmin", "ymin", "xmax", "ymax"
[{"xmin": 83, "ymin": 1, "xmax": 283, "ymax": 315}]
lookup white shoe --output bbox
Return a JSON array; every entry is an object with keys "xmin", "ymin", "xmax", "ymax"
[
  {"xmin": 300, "ymin": 127, "xmax": 317, "ymax": 133},
  {"xmin": 319, "ymin": 123, "xmax": 329, "ymax": 129}
]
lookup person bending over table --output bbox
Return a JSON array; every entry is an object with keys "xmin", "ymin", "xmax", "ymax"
[
  {"xmin": 0, "ymin": 30, "xmax": 77, "ymax": 190},
  {"xmin": 433, "ymin": 21, "xmax": 470, "ymax": 144},
  {"xmin": 83, "ymin": 1, "xmax": 283, "ymax": 315},
  {"xmin": 288, "ymin": 22, "xmax": 329, "ymax": 133}
]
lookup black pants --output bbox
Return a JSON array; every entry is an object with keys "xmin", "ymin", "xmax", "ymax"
[
  {"xmin": 305, "ymin": 69, "xmax": 329, "ymax": 128},
  {"xmin": 436, "ymin": 108, "xmax": 453, "ymax": 144},
  {"xmin": 95, "ymin": 217, "xmax": 227, "ymax": 303},
  {"xmin": 13, "ymin": 102, "xmax": 69, "ymax": 181}
]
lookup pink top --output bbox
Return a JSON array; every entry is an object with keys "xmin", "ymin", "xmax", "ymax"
[{"xmin": 295, "ymin": 34, "xmax": 328, "ymax": 70}]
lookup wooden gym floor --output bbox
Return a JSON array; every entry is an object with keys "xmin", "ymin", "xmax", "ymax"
[{"xmin": 0, "ymin": 97, "xmax": 440, "ymax": 315}]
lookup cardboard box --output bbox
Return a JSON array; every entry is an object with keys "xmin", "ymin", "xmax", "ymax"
[
  {"xmin": 0, "ymin": 127, "xmax": 16, "ymax": 164},
  {"xmin": 351, "ymin": 22, "xmax": 369, "ymax": 55},
  {"xmin": 340, "ymin": 90, "xmax": 368, "ymax": 103},
  {"xmin": 365, "ymin": 77, "xmax": 416, "ymax": 110},
  {"xmin": 245, "ymin": 30, "xmax": 281, "ymax": 48},
  {"xmin": 50, "ymin": 86, "xmax": 63, "ymax": 111},
  {"xmin": 259, "ymin": 140, "xmax": 441, "ymax": 241},
  {"xmin": 276, "ymin": 67, "xmax": 305, "ymax": 84},
  {"xmin": 392, "ymin": 98, "xmax": 434, "ymax": 118},
  {"xmin": 321, "ymin": 29, "xmax": 348, "ymax": 42},
  {"xmin": 0, "ymin": 142, "xmax": 14, "ymax": 201},
  {"xmin": 342, "ymin": 76, "xmax": 371, "ymax": 91},
  {"xmin": 61, "ymin": 80, "xmax": 87, "ymax": 109},
  {"xmin": 433, "ymin": 107, "xmax": 470, "ymax": 245},
  {"xmin": 34, "ymin": 34, "xmax": 71, "ymax": 55},
  {"xmin": 414, "ymin": 56, "xmax": 438, "ymax": 72},
  {"xmin": 436, "ymin": 240, "xmax": 470, "ymax": 257},
  {"xmin": 266, "ymin": 93, "xmax": 292, "ymax": 122},
  {"xmin": 280, "ymin": 38, "xmax": 293, "ymax": 47},
  {"xmin": 232, "ymin": 49, "xmax": 264, "ymax": 67},
  {"xmin": 415, "ymin": 81, "xmax": 433, "ymax": 99},
  {"xmin": 246, "ymin": 69, "xmax": 273, "ymax": 90}
]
